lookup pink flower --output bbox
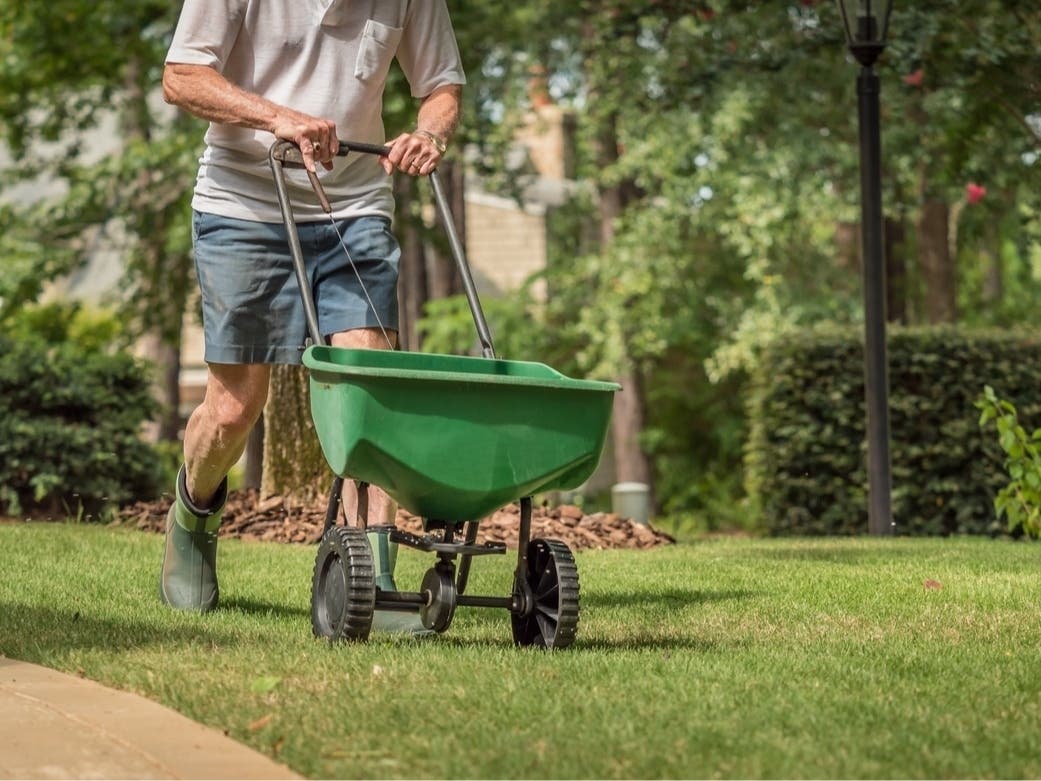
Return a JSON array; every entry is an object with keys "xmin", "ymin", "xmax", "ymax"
[
  {"xmin": 966, "ymin": 183, "xmax": 987, "ymax": 204},
  {"xmin": 903, "ymin": 69, "xmax": 924, "ymax": 87}
]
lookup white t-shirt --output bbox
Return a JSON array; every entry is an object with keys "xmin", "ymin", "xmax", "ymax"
[{"xmin": 166, "ymin": 0, "xmax": 466, "ymax": 223}]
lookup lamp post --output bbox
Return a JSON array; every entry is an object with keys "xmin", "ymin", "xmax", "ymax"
[{"xmin": 836, "ymin": 0, "xmax": 894, "ymax": 536}]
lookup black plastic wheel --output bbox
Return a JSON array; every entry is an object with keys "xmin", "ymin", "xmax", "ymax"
[
  {"xmin": 419, "ymin": 561, "xmax": 457, "ymax": 633},
  {"xmin": 311, "ymin": 526, "xmax": 376, "ymax": 642},
  {"xmin": 511, "ymin": 538, "xmax": 580, "ymax": 649}
]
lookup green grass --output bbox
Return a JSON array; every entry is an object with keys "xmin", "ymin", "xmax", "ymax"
[{"xmin": 2, "ymin": 523, "xmax": 1041, "ymax": 779}]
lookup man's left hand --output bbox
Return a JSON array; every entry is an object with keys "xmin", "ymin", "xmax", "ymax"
[{"xmin": 381, "ymin": 131, "xmax": 445, "ymax": 177}]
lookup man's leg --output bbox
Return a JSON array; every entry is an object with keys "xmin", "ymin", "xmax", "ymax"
[
  {"xmin": 184, "ymin": 363, "xmax": 272, "ymax": 506},
  {"xmin": 331, "ymin": 328, "xmax": 397, "ymax": 527},
  {"xmin": 160, "ymin": 362, "xmax": 270, "ymax": 612}
]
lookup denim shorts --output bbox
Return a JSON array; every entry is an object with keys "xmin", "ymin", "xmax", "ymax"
[{"xmin": 192, "ymin": 210, "xmax": 400, "ymax": 364}]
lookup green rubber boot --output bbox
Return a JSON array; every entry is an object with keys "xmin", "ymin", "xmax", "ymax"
[
  {"xmin": 368, "ymin": 525, "xmax": 434, "ymax": 636},
  {"xmin": 368, "ymin": 525, "xmax": 399, "ymax": 592},
  {"xmin": 159, "ymin": 466, "xmax": 227, "ymax": 612}
]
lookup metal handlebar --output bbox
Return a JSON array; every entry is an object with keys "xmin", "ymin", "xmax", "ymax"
[
  {"xmin": 268, "ymin": 139, "xmax": 497, "ymax": 359},
  {"xmin": 270, "ymin": 139, "xmax": 392, "ymax": 167}
]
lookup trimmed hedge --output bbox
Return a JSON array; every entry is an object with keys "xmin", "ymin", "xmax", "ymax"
[
  {"xmin": 745, "ymin": 327, "xmax": 1041, "ymax": 536},
  {"xmin": 0, "ymin": 333, "xmax": 161, "ymax": 517}
]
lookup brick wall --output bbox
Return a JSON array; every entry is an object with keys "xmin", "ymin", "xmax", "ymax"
[{"xmin": 464, "ymin": 191, "xmax": 548, "ymax": 300}]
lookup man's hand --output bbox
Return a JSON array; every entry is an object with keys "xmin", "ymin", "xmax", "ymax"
[
  {"xmin": 271, "ymin": 110, "xmax": 338, "ymax": 173},
  {"xmin": 381, "ymin": 131, "xmax": 445, "ymax": 177}
]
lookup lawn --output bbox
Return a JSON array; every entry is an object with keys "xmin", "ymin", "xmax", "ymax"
[{"xmin": 1, "ymin": 522, "xmax": 1040, "ymax": 779}]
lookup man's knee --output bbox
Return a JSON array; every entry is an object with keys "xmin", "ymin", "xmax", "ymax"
[
  {"xmin": 209, "ymin": 394, "xmax": 264, "ymax": 438},
  {"xmin": 203, "ymin": 365, "xmax": 269, "ymax": 438}
]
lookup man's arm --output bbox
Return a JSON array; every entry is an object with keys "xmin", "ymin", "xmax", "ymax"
[
  {"xmin": 162, "ymin": 63, "xmax": 338, "ymax": 172},
  {"xmin": 382, "ymin": 84, "xmax": 462, "ymax": 177}
]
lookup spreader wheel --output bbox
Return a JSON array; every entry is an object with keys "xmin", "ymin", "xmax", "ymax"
[
  {"xmin": 311, "ymin": 526, "xmax": 376, "ymax": 642},
  {"xmin": 512, "ymin": 538, "xmax": 580, "ymax": 650}
]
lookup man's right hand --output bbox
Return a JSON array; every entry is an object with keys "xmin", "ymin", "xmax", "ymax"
[{"xmin": 271, "ymin": 110, "xmax": 338, "ymax": 173}]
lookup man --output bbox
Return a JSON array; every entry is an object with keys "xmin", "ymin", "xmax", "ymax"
[{"xmin": 160, "ymin": 0, "xmax": 465, "ymax": 616}]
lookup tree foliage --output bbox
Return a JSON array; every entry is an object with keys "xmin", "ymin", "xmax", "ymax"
[
  {"xmin": 460, "ymin": 0, "xmax": 1041, "ymax": 520},
  {"xmin": 0, "ymin": 1, "xmax": 200, "ymax": 343}
]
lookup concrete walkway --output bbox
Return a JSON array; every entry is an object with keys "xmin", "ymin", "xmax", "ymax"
[{"xmin": 0, "ymin": 656, "xmax": 300, "ymax": 780}]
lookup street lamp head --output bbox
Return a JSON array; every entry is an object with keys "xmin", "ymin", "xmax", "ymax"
[{"xmin": 836, "ymin": 0, "xmax": 893, "ymax": 67}]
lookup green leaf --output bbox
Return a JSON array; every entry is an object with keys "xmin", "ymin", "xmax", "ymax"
[{"xmin": 250, "ymin": 676, "xmax": 282, "ymax": 695}]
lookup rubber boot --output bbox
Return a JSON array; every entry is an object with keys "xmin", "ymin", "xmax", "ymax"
[
  {"xmin": 368, "ymin": 525, "xmax": 434, "ymax": 636},
  {"xmin": 368, "ymin": 526, "xmax": 399, "ymax": 592},
  {"xmin": 159, "ymin": 466, "xmax": 227, "ymax": 612}
]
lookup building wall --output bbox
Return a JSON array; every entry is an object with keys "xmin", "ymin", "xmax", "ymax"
[{"xmin": 463, "ymin": 191, "xmax": 547, "ymax": 300}]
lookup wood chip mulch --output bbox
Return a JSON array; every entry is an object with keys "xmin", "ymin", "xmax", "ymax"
[{"xmin": 118, "ymin": 489, "xmax": 674, "ymax": 551}]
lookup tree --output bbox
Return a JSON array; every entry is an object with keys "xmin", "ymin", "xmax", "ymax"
[
  {"xmin": 872, "ymin": 1, "xmax": 1041, "ymax": 323},
  {"xmin": 464, "ymin": 0, "xmax": 1041, "ymax": 521},
  {"xmin": 0, "ymin": 0, "xmax": 199, "ymax": 440}
]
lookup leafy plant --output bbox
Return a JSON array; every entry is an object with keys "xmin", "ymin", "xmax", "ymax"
[
  {"xmin": 4, "ymin": 301, "xmax": 127, "ymax": 352},
  {"xmin": 0, "ymin": 308, "xmax": 162, "ymax": 518},
  {"xmin": 976, "ymin": 385, "xmax": 1041, "ymax": 538}
]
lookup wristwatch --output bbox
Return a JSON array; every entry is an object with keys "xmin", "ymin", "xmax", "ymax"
[{"xmin": 415, "ymin": 129, "xmax": 447, "ymax": 155}]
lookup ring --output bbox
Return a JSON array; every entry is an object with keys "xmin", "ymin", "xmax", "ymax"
[{"xmin": 313, "ymin": 142, "xmax": 321, "ymax": 150}]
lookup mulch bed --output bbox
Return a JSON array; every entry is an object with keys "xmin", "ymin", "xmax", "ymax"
[{"xmin": 118, "ymin": 489, "xmax": 674, "ymax": 551}]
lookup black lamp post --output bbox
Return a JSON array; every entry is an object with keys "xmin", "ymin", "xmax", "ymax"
[{"xmin": 836, "ymin": 0, "xmax": 894, "ymax": 536}]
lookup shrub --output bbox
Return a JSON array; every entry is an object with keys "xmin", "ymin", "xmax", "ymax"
[
  {"xmin": 976, "ymin": 386, "xmax": 1041, "ymax": 538},
  {"xmin": 0, "ymin": 328, "xmax": 161, "ymax": 518},
  {"xmin": 745, "ymin": 327, "xmax": 1041, "ymax": 536}
]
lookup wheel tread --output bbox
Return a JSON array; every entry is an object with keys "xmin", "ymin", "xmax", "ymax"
[
  {"xmin": 512, "ymin": 538, "xmax": 580, "ymax": 650},
  {"xmin": 311, "ymin": 526, "xmax": 376, "ymax": 642}
]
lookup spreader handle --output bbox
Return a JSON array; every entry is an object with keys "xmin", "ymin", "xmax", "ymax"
[
  {"xmin": 269, "ymin": 139, "xmax": 498, "ymax": 358},
  {"xmin": 270, "ymin": 139, "xmax": 392, "ymax": 167},
  {"xmin": 336, "ymin": 140, "xmax": 392, "ymax": 157},
  {"xmin": 270, "ymin": 140, "xmax": 391, "ymax": 214}
]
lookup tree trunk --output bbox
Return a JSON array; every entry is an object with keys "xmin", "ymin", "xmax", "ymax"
[
  {"xmin": 917, "ymin": 197, "xmax": 958, "ymax": 323},
  {"xmin": 596, "ymin": 113, "xmax": 624, "ymax": 247},
  {"xmin": 884, "ymin": 215, "xmax": 908, "ymax": 325},
  {"xmin": 260, "ymin": 365, "xmax": 327, "ymax": 503},
  {"xmin": 395, "ymin": 173, "xmax": 427, "ymax": 351},
  {"xmin": 834, "ymin": 220, "xmax": 859, "ymax": 274},
  {"xmin": 594, "ymin": 108, "xmax": 654, "ymax": 496},
  {"xmin": 243, "ymin": 415, "xmax": 264, "ymax": 491},
  {"xmin": 156, "ymin": 340, "xmax": 181, "ymax": 441},
  {"xmin": 611, "ymin": 366, "xmax": 651, "ymax": 485},
  {"xmin": 123, "ymin": 52, "xmax": 183, "ymax": 442},
  {"xmin": 981, "ymin": 218, "xmax": 1003, "ymax": 306},
  {"xmin": 582, "ymin": 2, "xmax": 654, "ymax": 497},
  {"xmin": 137, "ymin": 333, "xmax": 182, "ymax": 443},
  {"xmin": 425, "ymin": 159, "xmax": 465, "ymax": 302}
]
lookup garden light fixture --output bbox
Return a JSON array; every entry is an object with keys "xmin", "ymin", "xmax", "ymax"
[
  {"xmin": 837, "ymin": 0, "xmax": 893, "ymax": 66},
  {"xmin": 836, "ymin": 0, "xmax": 895, "ymax": 535}
]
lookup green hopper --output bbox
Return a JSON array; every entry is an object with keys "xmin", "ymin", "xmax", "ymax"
[{"xmin": 305, "ymin": 346, "xmax": 618, "ymax": 522}]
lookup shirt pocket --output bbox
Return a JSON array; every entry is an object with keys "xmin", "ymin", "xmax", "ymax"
[{"xmin": 354, "ymin": 19, "xmax": 403, "ymax": 82}]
